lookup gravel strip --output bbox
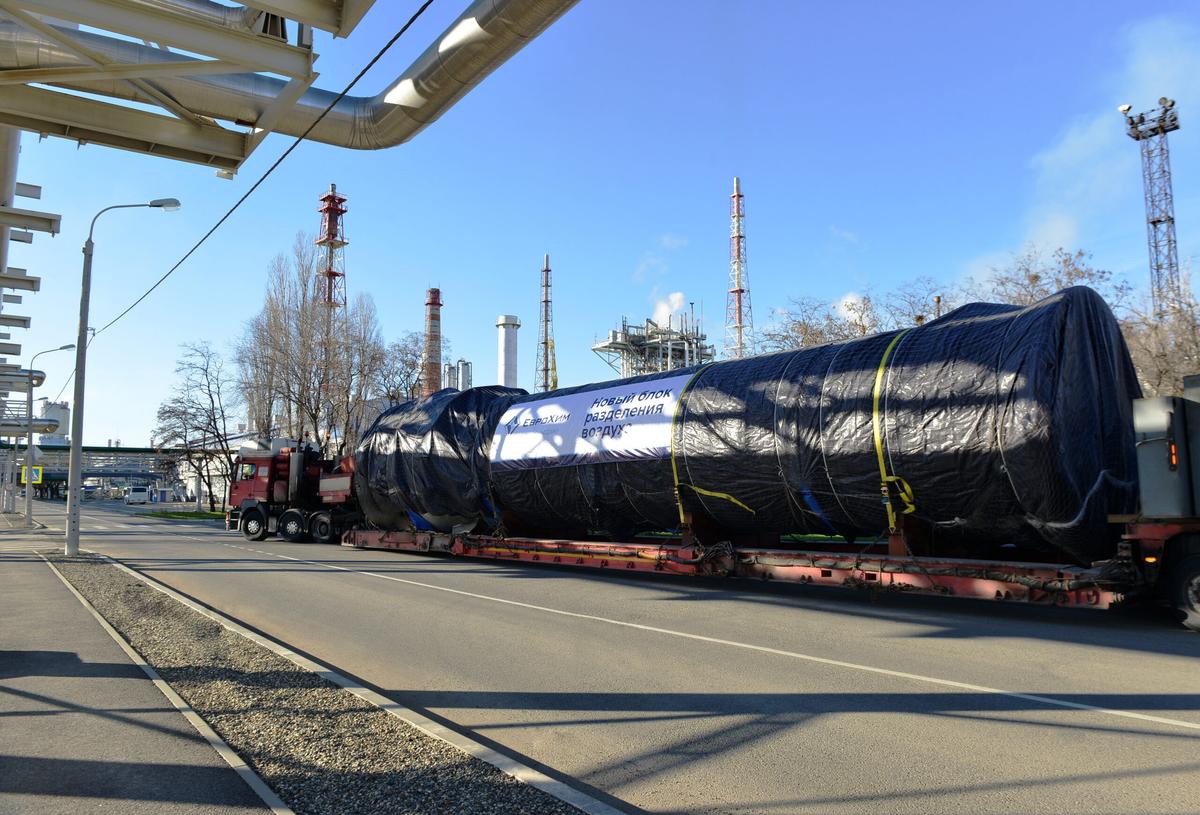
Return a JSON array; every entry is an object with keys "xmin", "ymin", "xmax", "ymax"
[{"xmin": 50, "ymin": 553, "xmax": 584, "ymax": 815}]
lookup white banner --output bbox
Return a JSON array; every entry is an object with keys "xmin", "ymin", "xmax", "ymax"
[{"xmin": 489, "ymin": 373, "xmax": 693, "ymax": 471}]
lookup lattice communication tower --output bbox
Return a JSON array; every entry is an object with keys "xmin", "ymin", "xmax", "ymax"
[
  {"xmin": 725, "ymin": 176, "xmax": 753, "ymax": 358},
  {"xmin": 316, "ymin": 183, "xmax": 348, "ymax": 308},
  {"xmin": 537, "ymin": 253, "xmax": 557, "ymax": 391},
  {"xmin": 1121, "ymin": 98, "xmax": 1181, "ymax": 315}
]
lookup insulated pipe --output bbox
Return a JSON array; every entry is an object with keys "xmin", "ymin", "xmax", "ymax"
[
  {"xmin": 143, "ymin": 0, "xmax": 262, "ymax": 30},
  {"xmin": 0, "ymin": 0, "xmax": 579, "ymax": 150}
]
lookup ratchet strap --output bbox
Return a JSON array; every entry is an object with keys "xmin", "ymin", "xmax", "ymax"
[
  {"xmin": 670, "ymin": 367, "xmax": 755, "ymax": 524},
  {"xmin": 872, "ymin": 329, "xmax": 917, "ymax": 532}
]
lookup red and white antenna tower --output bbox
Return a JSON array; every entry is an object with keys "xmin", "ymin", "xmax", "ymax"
[
  {"xmin": 315, "ymin": 182, "xmax": 348, "ymax": 308},
  {"xmin": 725, "ymin": 176, "xmax": 753, "ymax": 358}
]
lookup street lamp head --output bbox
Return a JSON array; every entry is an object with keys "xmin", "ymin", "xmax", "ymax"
[
  {"xmin": 58, "ymin": 344, "xmax": 75, "ymax": 351},
  {"xmin": 148, "ymin": 198, "xmax": 182, "ymax": 211},
  {"xmin": 1118, "ymin": 103, "xmax": 1132, "ymax": 114}
]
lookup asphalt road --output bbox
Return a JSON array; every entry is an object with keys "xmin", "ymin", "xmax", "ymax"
[{"xmin": 28, "ymin": 500, "xmax": 1200, "ymax": 815}]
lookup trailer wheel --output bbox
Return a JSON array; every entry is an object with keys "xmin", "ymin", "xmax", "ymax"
[
  {"xmin": 1169, "ymin": 554, "xmax": 1200, "ymax": 632},
  {"xmin": 279, "ymin": 509, "xmax": 308, "ymax": 543},
  {"xmin": 310, "ymin": 512, "xmax": 336, "ymax": 544},
  {"xmin": 241, "ymin": 508, "xmax": 269, "ymax": 541}
]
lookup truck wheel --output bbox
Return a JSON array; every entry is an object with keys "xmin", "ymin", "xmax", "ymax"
[
  {"xmin": 309, "ymin": 512, "xmax": 336, "ymax": 544},
  {"xmin": 1169, "ymin": 554, "xmax": 1200, "ymax": 632},
  {"xmin": 278, "ymin": 509, "xmax": 308, "ymax": 543},
  {"xmin": 241, "ymin": 508, "xmax": 269, "ymax": 541}
]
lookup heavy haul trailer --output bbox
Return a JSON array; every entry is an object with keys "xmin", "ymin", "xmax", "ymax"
[{"xmin": 227, "ymin": 288, "xmax": 1200, "ymax": 629}]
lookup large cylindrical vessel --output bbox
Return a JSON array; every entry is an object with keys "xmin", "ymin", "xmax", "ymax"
[{"xmin": 358, "ymin": 288, "xmax": 1140, "ymax": 564}]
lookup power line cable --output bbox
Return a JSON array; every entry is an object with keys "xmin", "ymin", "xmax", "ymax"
[
  {"xmin": 92, "ymin": 0, "xmax": 435, "ymax": 338},
  {"xmin": 48, "ymin": 0, "xmax": 435, "ymax": 401}
]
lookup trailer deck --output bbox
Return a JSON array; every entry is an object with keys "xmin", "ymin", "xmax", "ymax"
[{"xmin": 342, "ymin": 529, "xmax": 1134, "ymax": 610}]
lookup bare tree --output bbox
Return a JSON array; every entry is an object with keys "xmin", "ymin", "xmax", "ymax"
[
  {"xmin": 153, "ymin": 342, "xmax": 239, "ymax": 511},
  {"xmin": 969, "ymin": 246, "xmax": 1132, "ymax": 311},
  {"xmin": 236, "ymin": 232, "xmax": 390, "ymax": 456},
  {"xmin": 374, "ymin": 330, "xmax": 426, "ymax": 403},
  {"xmin": 1122, "ymin": 272, "xmax": 1200, "ymax": 396},
  {"xmin": 759, "ymin": 285, "xmax": 942, "ymax": 351}
]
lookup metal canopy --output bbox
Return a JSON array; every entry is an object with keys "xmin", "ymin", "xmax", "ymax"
[
  {"xmin": 0, "ymin": 0, "xmax": 579, "ymax": 173},
  {"xmin": 0, "ymin": 0, "xmax": 367, "ymax": 171}
]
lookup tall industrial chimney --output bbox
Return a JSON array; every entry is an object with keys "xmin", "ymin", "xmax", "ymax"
[
  {"xmin": 497, "ymin": 314, "xmax": 520, "ymax": 388},
  {"xmin": 423, "ymin": 288, "xmax": 443, "ymax": 397}
]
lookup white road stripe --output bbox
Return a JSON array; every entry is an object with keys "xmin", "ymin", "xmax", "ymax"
[
  {"xmin": 82, "ymin": 524, "xmax": 1200, "ymax": 737},
  {"xmin": 214, "ymin": 542, "xmax": 1200, "ymax": 736}
]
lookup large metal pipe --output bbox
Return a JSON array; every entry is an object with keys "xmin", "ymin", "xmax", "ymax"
[
  {"xmin": 0, "ymin": 0, "xmax": 579, "ymax": 149},
  {"xmin": 145, "ymin": 0, "xmax": 262, "ymax": 31}
]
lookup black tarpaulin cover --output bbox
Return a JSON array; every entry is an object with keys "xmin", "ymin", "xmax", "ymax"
[
  {"xmin": 355, "ymin": 287, "xmax": 1140, "ymax": 564},
  {"xmin": 354, "ymin": 386, "xmax": 525, "ymax": 532}
]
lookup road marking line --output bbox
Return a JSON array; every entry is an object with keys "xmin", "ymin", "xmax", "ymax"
[
  {"xmin": 39, "ymin": 554, "xmax": 295, "ymax": 815},
  {"xmin": 209, "ymin": 542, "xmax": 1200, "ymax": 736},
  {"xmin": 91, "ymin": 551, "xmax": 628, "ymax": 815}
]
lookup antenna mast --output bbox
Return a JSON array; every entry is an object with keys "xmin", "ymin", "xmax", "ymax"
[
  {"xmin": 316, "ymin": 183, "xmax": 348, "ymax": 309},
  {"xmin": 725, "ymin": 176, "xmax": 753, "ymax": 358},
  {"xmin": 537, "ymin": 254, "xmax": 557, "ymax": 391},
  {"xmin": 1121, "ymin": 98, "xmax": 1181, "ymax": 316}
]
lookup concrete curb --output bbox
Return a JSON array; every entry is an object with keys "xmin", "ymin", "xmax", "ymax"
[
  {"xmin": 40, "ymin": 553, "xmax": 295, "ymax": 815},
  {"xmin": 93, "ymin": 551, "xmax": 628, "ymax": 815}
]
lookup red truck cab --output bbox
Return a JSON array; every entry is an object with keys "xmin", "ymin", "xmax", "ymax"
[{"xmin": 226, "ymin": 440, "xmax": 357, "ymax": 544}]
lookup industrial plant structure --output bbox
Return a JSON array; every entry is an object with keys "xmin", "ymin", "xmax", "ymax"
[
  {"xmin": 421, "ymin": 288, "xmax": 444, "ymax": 397},
  {"xmin": 497, "ymin": 314, "xmax": 520, "ymax": 388},
  {"xmin": 443, "ymin": 359, "xmax": 473, "ymax": 391},
  {"xmin": 592, "ymin": 314, "xmax": 714, "ymax": 378}
]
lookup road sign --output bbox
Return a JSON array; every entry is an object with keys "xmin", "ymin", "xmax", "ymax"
[{"xmin": 21, "ymin": 465, "xmax": 42, "ymax": 485}]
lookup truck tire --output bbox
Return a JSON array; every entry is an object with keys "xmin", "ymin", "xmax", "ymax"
[
  {"xmin": 241, "ymin": 507, "xmax": 270, "ymax": 541},
  {"xmin": 278, "ymin": 509, "xmax": 308, "ymax": 543},
  {"xmin": 1168, "ymin": 553, "xmax": 1200, "ymax": 632},
  {"xmin": 310, "ymin": 511, "xmax": 336, "ymax": 544}
]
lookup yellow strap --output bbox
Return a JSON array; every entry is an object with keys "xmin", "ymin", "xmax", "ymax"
[
  {"xmin": 671, "ymin": 367, "xmax": 716, "ymax": 525},
  {"xmin": 678, "ymin": 483, "xmax": 756, "ymax": 514},
  {"xmin": 872, "ymin": 329, "xmax": 917, "ymax": 531}
]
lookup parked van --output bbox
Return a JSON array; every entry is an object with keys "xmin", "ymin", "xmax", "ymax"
[{"xmin": 124, "ymin": 486, "xmax": 149, "ymax": 505}]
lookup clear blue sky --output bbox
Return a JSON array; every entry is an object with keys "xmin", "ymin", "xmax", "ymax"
[{"xmin": 13, "ymin": 0, "xmax": 1200, "ymax": 444}]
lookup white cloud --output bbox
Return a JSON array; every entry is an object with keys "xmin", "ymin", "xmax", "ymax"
[
  {"xmin": 659, "ymin": 233, "xmax": 688, "ymax": 250},
  {"xmin": 633, "ymin": 252, "xmax": 667, "ymax": 282},
  {"xmin": 834, "ymin": 291, "xmax": 864, "ymax": 320},
  {"xmin": 1024, "ymin": 16, "xmax": 1200, "ymax": 253},
  {"xmin": 830, "ymin": 225, "xmax": 859, "ymax": 244},
  {"xmin": 652, "ymin": 290, "xmax": 686, "ymax": 325}
]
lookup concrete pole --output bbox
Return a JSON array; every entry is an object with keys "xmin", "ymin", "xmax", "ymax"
[
  {"xmin": 64, "ymin": 239, "xmax": 93, "ymax": 556},
  {"xmin": 23, "ymin": 369, "xmax": 31, "ymax": 524}
]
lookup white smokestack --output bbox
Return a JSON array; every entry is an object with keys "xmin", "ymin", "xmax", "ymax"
[{"xmin": 497, "ymin": 315, "xmax": 520, "ymax": 388}]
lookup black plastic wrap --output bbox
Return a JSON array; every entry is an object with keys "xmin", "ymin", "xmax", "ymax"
[
  {"xmin": 354, "ymin": 386, "xmax": 525, "ymax": 532},
  {"xmin": 355, "ymin": 288, "xmax": 1141, "ymax": 564},
  {"xmin": 667, "ymin": 286, "xmax": 1140, "ymax": 563}
]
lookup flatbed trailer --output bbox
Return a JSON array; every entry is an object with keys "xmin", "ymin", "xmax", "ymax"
[{"xmin": 341, "ymin": 520, "xmax": 1200, "ymax": 627}]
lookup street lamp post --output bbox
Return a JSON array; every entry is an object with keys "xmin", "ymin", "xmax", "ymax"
[
  {"xmin": 65, "ymin": 198, "xmax": 180, "ymax": 556},
  {"xmin": 25, "ymin": 344, "xmax": 74, "ymax": 527}
]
